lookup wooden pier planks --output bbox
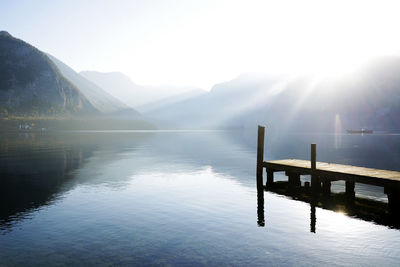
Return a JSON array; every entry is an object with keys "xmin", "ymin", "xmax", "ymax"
[{"xmin": 263, "ymin": 159, "xmax": 400, "ymax": 186}]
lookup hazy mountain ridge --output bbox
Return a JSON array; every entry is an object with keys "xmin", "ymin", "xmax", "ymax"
[
  {"xmin": 80, "ymin": 71, "xmax": 205, "ymax": 108},
  {"xmin": 145, "ymin": 59, "xmax": 400, "ymax": 131},
  {"xmin": 136, "ymin": 88, "xmax": 206, "ymax": 113},
  {"xmin": 48, "ymin": 55, "xmax": 137, "ymax": 115},
  {"xmin": 0, "ymin": 31, "xmax": 96, "ymax": 116},
  {"xmin": 144, "ymin": 74, "xmax": 285, "ymax": 128},
  {"xmin": 2, "ymin": 30, "xmax": 400, "ymax": 132}
]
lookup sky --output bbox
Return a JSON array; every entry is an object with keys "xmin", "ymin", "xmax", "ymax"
[{"xmin": 1, "ymin": 0, "xmax": 400, "ymax": 90}]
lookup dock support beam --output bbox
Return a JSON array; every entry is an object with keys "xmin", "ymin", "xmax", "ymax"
[
  {"xmin": 385, "ymin": 185, "xmax": 400, "ymax": 214},
  {"xmin": 311, "ymin": 176, "xmax": 320, "ymax": 191},
  {"xmin": 287, "ymin": 172, "xmax": 301, "ymax": 187},
  {"xmin": 345, "ymin": 181, "xmax": 355, "ymax": 201},
  {"xmin": 256, "ymin": 126, "xmax": 265, "ymax": 189},
  {"xmin": 311, "ymin": 144, "xmax": 320, "ymax": 191},
  {"xmin": 266, "ymin": 170, "xmax": 274, "ymax": 186},
  {"xmin": 322, "ymin": 179, "xmax": 331, "ymax": 196},
  {"xmin": 387, "ymin": 194, "xmax": 400, "ymax": 214}
]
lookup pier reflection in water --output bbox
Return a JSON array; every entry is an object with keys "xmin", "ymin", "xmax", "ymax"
[{"xmin": 257, "ymin": 180, "xmax": 400, "ymax": 232}]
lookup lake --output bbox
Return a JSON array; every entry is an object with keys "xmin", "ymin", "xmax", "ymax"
[{"xmin": 1, "ymin": 129, "xmax": 400, "ymax": 266}]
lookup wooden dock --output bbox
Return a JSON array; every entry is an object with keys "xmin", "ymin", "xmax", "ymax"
[
  {"xmin": 264, "ymin": 159, "xmax": 400, "ymax": 185},
  {"xmin": 256, "ymin": 126, "xmax": 400, "ymax": 210}
]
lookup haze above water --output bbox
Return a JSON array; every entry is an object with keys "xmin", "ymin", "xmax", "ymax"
[{"xmin": 1, "ymin": 130, "xmax": 400, "ymax": 266}]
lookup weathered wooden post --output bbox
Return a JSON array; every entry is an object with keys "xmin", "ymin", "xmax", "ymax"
[
  {"xmin": 311, "ymin": 143, "xmax": 319, "ymax": 191},
  {"xmin": 311, "ymin": 143, "xmax": 316, "ymax": 170},
  {"xmin": 310, "ymin": 144, "xmax": 318, "ymax": 232},
  {"xmin": 257, "ymin": 125, "xmax": 265, "ymax": 189}
]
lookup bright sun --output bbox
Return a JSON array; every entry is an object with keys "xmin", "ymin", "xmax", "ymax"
[{"xmin": 244, "ymin": 0, "xmax": 400, "ymax": 78}]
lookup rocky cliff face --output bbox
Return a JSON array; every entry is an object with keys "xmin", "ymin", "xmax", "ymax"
[
  {"xmin": 48, "ymin": 54, "xmax": 134, "ymax": 114},
  {"xmin": 0, "ymin": 31, "xmax": 96, "ymax": 116}
]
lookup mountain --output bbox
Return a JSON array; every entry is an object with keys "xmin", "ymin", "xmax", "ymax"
[
  {"xmin": 0, "ymin": 31, "xmax": 96, "ymax": 116},
  {"xmin": 136, "ymin": 88, "xmax": 206, "ymax": 113},
  {"xmin": 48, "ymin": 55, "xmax": 136, "ymax": 115},
  {"xmin": 0, "ymin": 30, "xmax": 140, "ymax": 120},
  {"xmin": 145, "ymin": 60, "xmax": 400, "ymax": 132},
  {"xmin": 80, "ymin": 71, "xmax": 205, "ymax": 108},
  {"xmin": 144, "ymin": 73, "xmax": 283, "ymax": 128}
]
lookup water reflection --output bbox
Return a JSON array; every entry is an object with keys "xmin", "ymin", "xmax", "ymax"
[
  {"xmin": 1, "ymin": 131, "xmax": 400, "ymax": 265},
  {"xmin": 3, "ymin": 131, "xmax": 400, "ymax": 233},
  {"xmin": 310, "ymin": 202, "xmax": 316, "ymax": 233},
  {"xmin": 257, "ymin": 181, "xmax": 400, "ymax": 232},
  {"xmin": 0, "ymin": 133, "xmax": 95, "ymax": 230},
  {"xmin": 0, "ymin": 131, "xmax": 257, "ymax": 231},
  {"xmin": 257, "ymin": 188, "xmax": 265, "ymax": 227},
  {"xmin": 0, "ymin": 132, "xmax": 155, "ymax": 230}
]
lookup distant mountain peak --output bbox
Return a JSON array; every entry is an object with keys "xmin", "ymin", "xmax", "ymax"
[
  {"xmin": 80, "ymin": 70, "xmax": 204, "ymax": 108},
  {"xmin": 0, "ymin": 30, "xmax": 13, "ymax": 38}
]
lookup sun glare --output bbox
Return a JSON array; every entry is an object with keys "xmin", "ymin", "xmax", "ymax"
[
  {"xmin": 101, "ymin": 0, "xmax": 400, "ymax": 89},
  {"xmin": 319, "ymin": 209, "xmax": 356, "ymax": 233},
  {"xmin": 253, "ymin": 0, "xmax": 400, "ymax": 79}
]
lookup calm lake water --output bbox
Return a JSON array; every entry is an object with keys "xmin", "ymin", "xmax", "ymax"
[{"xmin": 1, "ymin": 129, "xmax": 400, "ymax": 266}]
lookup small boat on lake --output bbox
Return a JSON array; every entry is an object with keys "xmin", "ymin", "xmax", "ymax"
[{"xmin": 347, "ymin": 129, "xmax": 373, "ymax": 134}]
